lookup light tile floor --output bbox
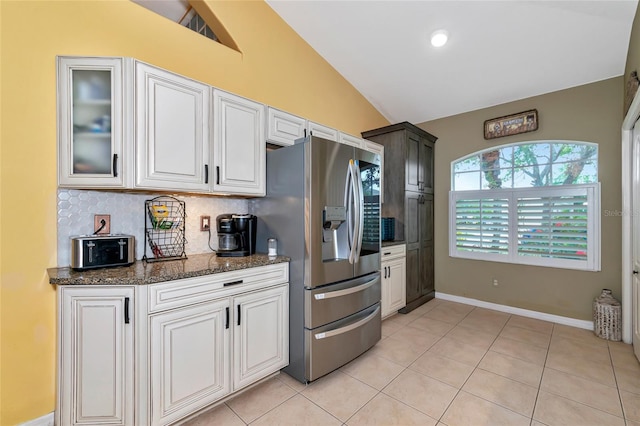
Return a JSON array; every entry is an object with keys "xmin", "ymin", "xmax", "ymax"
[{"xmin": 183, "ymin": 298, "xmax": 640, "ymax": 426}]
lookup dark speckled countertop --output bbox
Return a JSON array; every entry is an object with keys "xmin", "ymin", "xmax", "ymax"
[{"xmin": 48, "ymin": 253, "xmax": 290, "ymax": 286}]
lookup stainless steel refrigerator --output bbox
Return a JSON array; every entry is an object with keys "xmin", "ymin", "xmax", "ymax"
[{"xmin": 253, "ymin": 135, "xmax": 381, "ymax": 383}]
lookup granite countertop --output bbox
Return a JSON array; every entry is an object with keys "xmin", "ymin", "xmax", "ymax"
[{"xmin": 48, "ymin": 253, "xmax": 290, "ymax": 286}]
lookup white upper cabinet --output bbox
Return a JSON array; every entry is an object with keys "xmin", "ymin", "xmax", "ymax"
[
  {"xmin": 308, "ymin": 121, "xmax": 338, "ymax": 141},
  {"xmin": 338, "ymin": 132, "xmax": 364, "ymax": 148},
  {"xmin": 134, "ymin": 61, "xmax": 211, "ymax": 192},
  {"xmin": 213, "ymin": 90, "xmax": 265, "ymax": 196},
  {"xmin": 57, "ymin": 56, "xmax": 129, "ymax": 188},
  {"xmin": 266, "ymin": 107, "xmax": 307, "ymax": 146}
]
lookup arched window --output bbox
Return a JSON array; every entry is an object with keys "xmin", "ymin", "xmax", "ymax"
[{"xmin": 449, "ymin": 141, "xmax": 600, "ymax": 271}]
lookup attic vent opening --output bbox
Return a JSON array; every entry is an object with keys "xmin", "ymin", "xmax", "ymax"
[
  {"xmin": 181, "ymin": 6, "xmax": 218, "ymax": 42},
  {"xmin": 132, "ymin": 1, "xmax": 220, "ymax": 43}
]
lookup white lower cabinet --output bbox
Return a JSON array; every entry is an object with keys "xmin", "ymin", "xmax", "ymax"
[
  {"xmin": 233, "ymin": 284, "xmax": 288, "ymax": 390},
  {"xmin": 149, "ymin": 283, "xmax": 288, "ymax": 426},
  {"xmin": 149, "ymin": 299, "xmax": 230, "ymax": 426},
  {"xmin": 381, "ymin": 244, "xmax": 406, "ymax": 318},
  {"xmin": 57, "ymin": 286, "xmax": 135, "ymax": 426},
  {"xmin": 56, "ymin": 263, "xmax": 289, "ymax": 426}
]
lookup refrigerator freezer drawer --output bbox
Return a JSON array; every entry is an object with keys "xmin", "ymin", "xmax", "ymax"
[
  {"xmin": 305, "ymin": 303, "xmax": 381, "ymax": 382},
  {"xmin": 305, "ymin": 272, "xmax": 380, "ymax": 329}
]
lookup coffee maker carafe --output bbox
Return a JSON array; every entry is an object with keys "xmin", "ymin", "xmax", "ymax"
[{"xmin": 216, "ymin": 214, "xmax": 257, "ymax": 257}]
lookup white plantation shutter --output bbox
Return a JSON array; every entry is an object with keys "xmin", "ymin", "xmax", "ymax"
[
  {"xmin": 450, "ymin": 184, "xmax": 600, "ymax": 271},
  {"xmin": 517, "ymin": 195, "xmax": 588, "ymax": 260},
  {"xmin": 455, "ymin": 198, "xmax": 509, "ymax": 255}
]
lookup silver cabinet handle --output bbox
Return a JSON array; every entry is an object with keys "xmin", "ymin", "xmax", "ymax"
[{"xmin": 315, "ymin": 306, "xmax": 379, "ymax": 340}]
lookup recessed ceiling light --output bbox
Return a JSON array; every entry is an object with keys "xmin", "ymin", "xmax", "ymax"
[{"xmin": 430, "ymin": 29, "xmax": 449, "ymax": 47}]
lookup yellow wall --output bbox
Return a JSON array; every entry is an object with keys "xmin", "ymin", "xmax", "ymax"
[
  {"xmin": 419, "ymin": 77, "xmax": 623, "ymax": 321},
  {"xmin": 0, "ymin": 1, "xmax": 388, "ymax": 423}
]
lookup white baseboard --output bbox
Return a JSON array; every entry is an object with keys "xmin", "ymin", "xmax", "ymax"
[
  {"xmin": 435, "ymin": 292, "xmax": 594, "ymax": 330},
  {"xmin": 20, "ymin": 412, "xmax": 54, "ymax": 426}
]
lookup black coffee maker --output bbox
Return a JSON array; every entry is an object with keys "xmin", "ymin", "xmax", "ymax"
[{"xmin": 216, "ymin": 214, "xmax": 257, "ymax": 257}]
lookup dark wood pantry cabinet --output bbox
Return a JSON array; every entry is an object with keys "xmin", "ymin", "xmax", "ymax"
[{"xmin": 362, "ymin": 122, "xmax": 436, "ymax": 313}]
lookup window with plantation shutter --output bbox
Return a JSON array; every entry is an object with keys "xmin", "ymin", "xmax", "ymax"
[
  {"xmin": 450, "ymin": 141, "xmax": 600, "ymax": 271},
  {"xmin": 455, "ymin": 198, "xmax": 509, "ymax": 255}
]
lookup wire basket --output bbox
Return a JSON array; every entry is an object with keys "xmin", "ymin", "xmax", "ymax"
[{"xmin": 143, "ymin": 196, "xmax": 187, "ymax": 262}]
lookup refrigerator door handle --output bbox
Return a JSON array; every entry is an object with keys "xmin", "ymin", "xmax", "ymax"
[
  {"xmin": 344, "ymin": 161, "xmax": 353, "ymax": 262},
  {"xmin": 350, "ymin": 160, "xmax": 361, "ymax": 263},
  {"xmin": 354, "ymin": 161, "xmax": 364, "ymax": 262},
  {"xmin": 344, "ymin": 160, "xmax": 358, "ymax": 264}
]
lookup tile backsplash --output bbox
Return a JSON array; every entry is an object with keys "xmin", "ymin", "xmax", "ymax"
[{"xmin": 57, "ymin": 189, "xmax": 249, "ymax": 267}]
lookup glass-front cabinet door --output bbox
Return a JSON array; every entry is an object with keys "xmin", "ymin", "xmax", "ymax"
[{"xmin": 57, "ymin": 56, "xmax": 126, "ymax": 187}]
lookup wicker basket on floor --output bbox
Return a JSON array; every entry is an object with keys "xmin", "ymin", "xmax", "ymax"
[{"xmin": 593, "ymin": 289, "xmax": 621, "ymax": 341}]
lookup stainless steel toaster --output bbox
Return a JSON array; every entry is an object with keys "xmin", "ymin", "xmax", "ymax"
[{"xmin": 71, "ymin": 234, "xmax": 135, "ymax": 270}]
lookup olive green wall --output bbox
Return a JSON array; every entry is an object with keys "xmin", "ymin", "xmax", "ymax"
[
  {"xmin": 625, "ymin": 5, "xmax": 640, "ymax": 97},
  {"xmin": 419, "ymin": 77, "xmax": 623, "ymax": 321}
]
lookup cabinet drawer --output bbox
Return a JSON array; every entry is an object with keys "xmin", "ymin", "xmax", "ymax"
[
  {"xmin": 306, "ymin": 303, "xmax": 380, "ymax": 381},
  {"xmin": 381, "ymin": 244, "xmax": 406, "ymax": 261},
  {"xmin": 148, "ymin": 263, "xmax": 288, "ymax": 313}
]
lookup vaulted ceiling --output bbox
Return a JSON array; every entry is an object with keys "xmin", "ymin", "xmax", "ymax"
[{"xmin": 134, "ymin": 0, "xmax": 639, "ymax": 123}]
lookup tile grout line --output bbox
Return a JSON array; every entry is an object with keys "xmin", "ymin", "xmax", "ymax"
[
  {"xmin": 431, "ymin": 305, "xmax": 502, "ymax": 425},
  {"xmin": 607, "ymin": 342, "xmax": 628, "ymax": 423},
  {"xmin": 341, "ymin": 303, "xmax": 457, "ymax": 424},
  {"xmin": 529, "ymin": 321, "xmax": 555, "ymax": 426},
  {"xmin": 434, "ymin": 308, "xmax": 549, "ymax": 424}
]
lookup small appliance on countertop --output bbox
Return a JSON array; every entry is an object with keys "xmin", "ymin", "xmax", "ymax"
[
  {"xmin": 71, "ymin": 234, "xmax": 135, "ymax": 270},
  {"xmin": 216, "ymin": 214, "xmax": 257, "ymax": 257}
]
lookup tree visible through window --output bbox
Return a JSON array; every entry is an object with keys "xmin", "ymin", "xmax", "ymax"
[
  {"xmin": 450, "ymin": 141, "xmax": 600, "ymax": 271},
  {"xmin": 454, "ymin": 142, "xmax": 598, "ymax": 190}
]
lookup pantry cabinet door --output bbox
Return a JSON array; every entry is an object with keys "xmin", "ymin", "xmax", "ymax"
[
  {"xmin": 135, "ymin": 61, "xmax": 211, "ymax": 192},
  {"xmin": 149, "ymin": 298, "xmax": 231, "ymax": 426},
  {"xmin": 213, "ymin": 90, "xmax": 266, "ymax": 196}
]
